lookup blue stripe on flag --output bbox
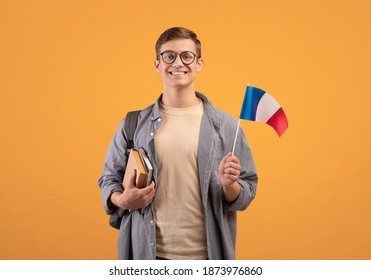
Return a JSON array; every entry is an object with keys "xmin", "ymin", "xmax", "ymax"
[{"xmin": 240, "ymin": 86, "xmax": 266, "ymax": 120}]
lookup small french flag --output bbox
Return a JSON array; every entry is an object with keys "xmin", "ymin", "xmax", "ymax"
[{"xmin": 240, "ymin": 85, "xmax": 289, "ymax": 137}]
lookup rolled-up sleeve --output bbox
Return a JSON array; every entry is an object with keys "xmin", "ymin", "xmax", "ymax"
[{"xmin": 98, "ymin": 118, "xmax": 128, "ymax": 214}]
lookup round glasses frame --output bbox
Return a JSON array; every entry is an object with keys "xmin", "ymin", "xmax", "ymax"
[{"xmin": 158, "ymin": 50, "xmax": 198, "ymax": 65}]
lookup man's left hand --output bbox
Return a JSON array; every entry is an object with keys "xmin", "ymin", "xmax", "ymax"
[
  {"xmin": 218, "ymin": 152, "xmax": 241, "ymax": 187},
  {"xmin": 218, "ymin": 152, "xmax": 242, "ymax": 202}
]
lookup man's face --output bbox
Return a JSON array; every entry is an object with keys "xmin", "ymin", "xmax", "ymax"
[{"xmin": 154, "ymin": 39, "xmax": 203, "ymax": 90}]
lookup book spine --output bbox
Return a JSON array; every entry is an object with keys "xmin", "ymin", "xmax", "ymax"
[{"xmin": 137, "ymin": 173, "xmax": 148, "ymax": 189}]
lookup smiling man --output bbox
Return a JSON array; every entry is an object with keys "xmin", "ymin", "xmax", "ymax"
[{"xmin": 98, "ymin": 27, "xmax": 258, "ymax": 260}]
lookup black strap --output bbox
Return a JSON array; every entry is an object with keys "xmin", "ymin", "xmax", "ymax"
[
  {"xmin": 124, "ymin": 110, "xmax": 141, "ymax": 151},
  {"xmin": 109, "ymin": 110, "xmax": 141, "ymax": 230}
]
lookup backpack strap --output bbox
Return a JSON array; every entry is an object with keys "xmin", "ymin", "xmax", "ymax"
[
  {"xmin": 124, "ymin": 110, "xmax": 141, "ymax": 151},
  {"xmin": 109, "ymin": 110, "xmax": 141, "ymax": 230}
]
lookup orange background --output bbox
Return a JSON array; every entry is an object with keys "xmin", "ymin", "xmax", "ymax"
[{"xmin": 0, "ymin": 0, "xmax": 370, "ymax": 259}]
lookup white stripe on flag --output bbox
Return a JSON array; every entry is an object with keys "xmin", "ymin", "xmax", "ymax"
[{"xmin": 256, "ymin": 92, "xmax": 281, "ymax": 123}]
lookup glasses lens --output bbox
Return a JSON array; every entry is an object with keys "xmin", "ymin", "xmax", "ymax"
[
  {"xmin": 180, "ymin": 51, "xmax": 195, "ymax": 64},
  {"xmin": 162, "ymin": 51, "xmax": 176, "ymax": 64}
]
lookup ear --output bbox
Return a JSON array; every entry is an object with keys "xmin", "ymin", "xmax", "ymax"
[
  {"xmin": 196, "ymin": 57, "xmax": 203, "ymax": 73},
  {"xmin": 154, "ymin": 60, "xmax": 160, "ymax": 73}
]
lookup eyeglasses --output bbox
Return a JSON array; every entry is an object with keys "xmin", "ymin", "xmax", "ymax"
[{"xmin": 158, "ymin": 50, "xmax": 197, "ymax": 65}]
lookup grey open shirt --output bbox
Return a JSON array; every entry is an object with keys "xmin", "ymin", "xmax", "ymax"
[{"xmin": 98, "ymin": 92, "xmax": 258, "ymax": 259}]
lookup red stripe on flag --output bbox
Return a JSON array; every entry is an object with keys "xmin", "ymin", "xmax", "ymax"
[{"xmin": 266, "ymin": 107, "xmax": 289, "ymax": 137}]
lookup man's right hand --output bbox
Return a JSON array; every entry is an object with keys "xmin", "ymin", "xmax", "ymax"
[{"xmin": 110, "ymin": 170, "xmax": 155, "ymax": 211}]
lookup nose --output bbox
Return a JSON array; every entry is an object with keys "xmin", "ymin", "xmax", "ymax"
[{"xmin": 172, "ymin": 54, "xmax": 184, "ymax": 67}]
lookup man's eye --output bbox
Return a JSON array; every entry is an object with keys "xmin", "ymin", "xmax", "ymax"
[{"xmin": 181, "ymin": 52, "xmax": 194, "ymax": 61}]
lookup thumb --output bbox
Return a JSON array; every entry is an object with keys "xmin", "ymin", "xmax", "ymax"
[
  {"xmin": 128, "ymin": 169, "xmax": 137, "ymax": 188},
  {"xmin": 221, "ymin": 152, "xmax": 231, "ymax": 164}
]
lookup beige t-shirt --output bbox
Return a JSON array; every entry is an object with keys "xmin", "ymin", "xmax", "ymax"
[{"xmin": 154, "ymin": 100, "xmax": 207, "ymax": 260}]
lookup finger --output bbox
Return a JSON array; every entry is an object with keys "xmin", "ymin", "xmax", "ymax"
[
  {"xmin": 224, "ymin": 152, "xmax": 233, "ymax": 162},
  {"xmin": 224, "ymin": 159, "xmax": 240, "ymax": 167},
  {"xmin": 224, "ymin": 166, "xmax": 240, "ymax": 177},
  {"xmin": 140, "ymin": 189, "xmax": 152, "ymax": 197},
  {"xmin": 141, "ymin": 184, "xmax": 155, "ymax": 194},
  {"xmin": 146, "ymin": 183, "xmax": 155, "ymax": 189},
  {"xmin": 144, "ymin": 196, "xmax": 154, "ymax": 207},
  {"xmin": 227, "ymin": 153, "xmax": 238, "ymax": 160},
  {"xmin": 226, "ymin": 174, "xmax": 239, "ymax": 183},
  {"xmin": 142, "ymin": 191, "xmax": 155, "ymax": 206},
  {"xmin": 128, "ymin": 169, "xmax": 137, "ymax": 188},
  {"xmin": 226, "ymin": 155, "xmax": 240, "ymax": 164},
  {"xmin": 224, "ymin": 161, "xmax": 241, "ymax": 171},
  {"xmin": 224, "ymin": 167, "xmax": 240, "ymax": 177}
]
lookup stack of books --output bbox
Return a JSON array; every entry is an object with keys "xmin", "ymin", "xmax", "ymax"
[{"xmin": 123, "ymin": 148, "xmax": 153, "ymax": 189}]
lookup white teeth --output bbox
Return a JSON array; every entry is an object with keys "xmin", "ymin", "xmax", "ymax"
[{"xmin": 171, "ymin": 72, "xmax": 186, "ymax": 75}]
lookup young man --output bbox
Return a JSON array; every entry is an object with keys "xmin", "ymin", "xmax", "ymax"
[{"xmin": 98, "ymin": 27, "xmax": 258, "ymax": 260}]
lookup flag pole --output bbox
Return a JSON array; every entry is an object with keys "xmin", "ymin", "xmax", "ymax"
[
  {"xmin": 232, "ymin": 83, "xmax": 249, "ymax": 155},
  {"xmin": 231, "ymin": 118, "xmax": 240, "ymax": 156}
]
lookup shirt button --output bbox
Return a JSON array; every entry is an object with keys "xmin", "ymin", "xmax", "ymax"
[
  {"xmin": 150, "ymin": 132, "xmax": 154, "ymax": 137},
  {"xmin": 157, "ymin": 118, "xmax": 161, "ymax": 122},
  {"xmin": 150, "ymin": 117, "xmax": 154, "ymax": 121},
  {"xmin": 151, "ymin": 242, "xmax": 155, "ymax": 247},
  {"xmin": 149, "ymin": 220, "xmax": 154, "ymax": 224}
]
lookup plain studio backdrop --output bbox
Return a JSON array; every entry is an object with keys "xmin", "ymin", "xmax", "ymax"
[{"xmin": 0, "ymin": 0, "xmax": 370, "ymax": 259}]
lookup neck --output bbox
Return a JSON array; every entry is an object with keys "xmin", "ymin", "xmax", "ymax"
[{"xmin": 161, "ymin": 86, "xmax": 199, "ymax": 108}]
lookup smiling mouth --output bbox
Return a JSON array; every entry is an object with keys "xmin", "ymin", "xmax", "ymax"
[{"xmin": 169, "ymin": 71, "xmax": 187, "ymax": 75}]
